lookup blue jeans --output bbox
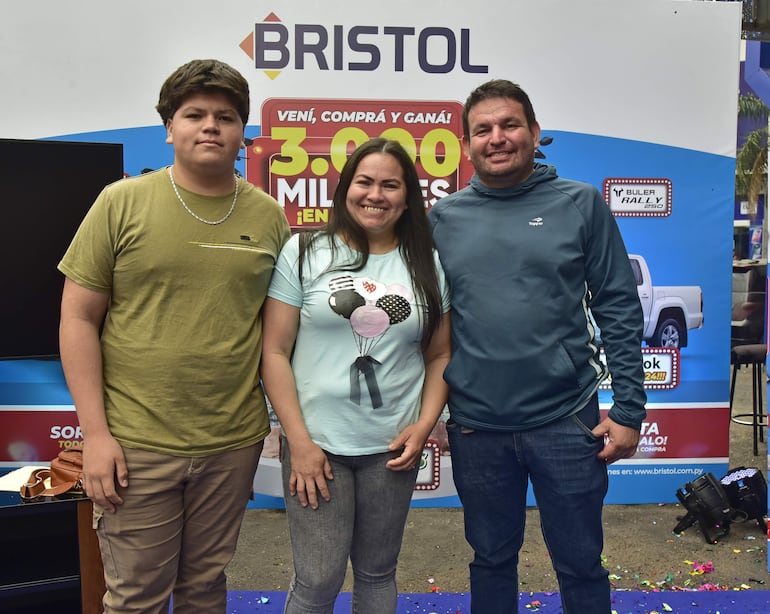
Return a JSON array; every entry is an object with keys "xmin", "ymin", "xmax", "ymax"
[
  {"xmin": 447, "ymin": 397, "xmax": 609, "ymax": 614},
  {"xmin": 281, "ymin": 440, "xmax": 417, "ymax": 614}
]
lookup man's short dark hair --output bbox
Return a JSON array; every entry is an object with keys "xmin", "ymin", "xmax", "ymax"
[
  {"xmin": 156, "ymin": 59, "xmax": 250, "ymax": 125},
  {"xmin": 462, "ymin": 79, "xmax": 537, "ymax": 137}
]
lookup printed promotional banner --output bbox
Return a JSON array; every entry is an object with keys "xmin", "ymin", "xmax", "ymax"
[
  {"xmin": 0, "ymin": 0, "xmax": 742, "ymax": 505},
  {"xmin": 247, "ymin": 98, "xmax": 473, "ymax": 228}
]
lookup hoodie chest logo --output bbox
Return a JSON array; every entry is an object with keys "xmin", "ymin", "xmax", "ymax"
[{"xmin": 528, "ymin": 217, "xmax": 544, "ymax": 227}]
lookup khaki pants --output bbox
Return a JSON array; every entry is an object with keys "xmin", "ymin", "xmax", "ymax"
[{"xmin": 94, "ymin": 443, "xmax": 262, "ymax": 613}]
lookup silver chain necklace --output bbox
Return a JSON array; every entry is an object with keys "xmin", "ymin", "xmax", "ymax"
[{"xmin": 167, "ymin": 166, "xmax": 239, "ymax": 225}]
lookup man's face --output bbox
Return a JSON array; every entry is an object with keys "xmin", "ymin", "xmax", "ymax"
[
  {"xmin": 463, "ymin": 96, "xmax": 541, "ymax": 189},
  {"xmin": 165, "ymin": 92, "xmax": 244, "ymax": 179}
]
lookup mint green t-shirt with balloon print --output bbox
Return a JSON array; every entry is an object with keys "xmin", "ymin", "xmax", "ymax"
[{"xmin": 267, "ymin": 233, "xmax": 449, "ymax": 456}]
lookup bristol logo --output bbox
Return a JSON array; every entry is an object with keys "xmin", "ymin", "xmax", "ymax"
[{"xmin": 240, "ymin": 12, "xmax": 489, "ymax": 80}]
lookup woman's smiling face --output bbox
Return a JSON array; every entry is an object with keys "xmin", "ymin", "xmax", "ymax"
[{"xmin": 345, "ymin": 152, "xmax": 407, "ymax": 246}]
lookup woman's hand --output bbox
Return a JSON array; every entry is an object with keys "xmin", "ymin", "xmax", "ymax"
[
  {"xmin": 386, "ymin": 423, "xmax": 430, "ymax": 472},
  {"xmin": 287, "ymin": 438, "xmax": 334, "ymax": 509}
]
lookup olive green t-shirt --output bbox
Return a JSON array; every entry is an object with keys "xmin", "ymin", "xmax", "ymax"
[{"xmin": 58, "ymin": 168, "xmax": 290, "ymax": 455}]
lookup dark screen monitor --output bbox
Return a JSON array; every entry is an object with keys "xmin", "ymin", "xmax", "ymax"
[{"xmin": 0, "ymin": 138, "xmax": 124, "ymax": 359}]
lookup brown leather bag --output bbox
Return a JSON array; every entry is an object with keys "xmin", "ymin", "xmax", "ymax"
[{"xmin": 20, "ymin": 448, "xmax": 84, "ymax": 500}]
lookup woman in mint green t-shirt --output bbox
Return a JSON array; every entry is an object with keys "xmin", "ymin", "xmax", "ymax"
[{"xmin": 261, "ymin": 138, "xmax": 451, "ymax": 614}]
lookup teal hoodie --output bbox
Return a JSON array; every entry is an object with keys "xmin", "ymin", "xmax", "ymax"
[{"xmin": 428, "ymin": 164, "xmax": 646, "ymax": 430}]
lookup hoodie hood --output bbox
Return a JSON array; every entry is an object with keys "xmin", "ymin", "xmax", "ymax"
[{"xmin": 469, "ymin": 163, "xmax": 558, "ymax": 199}]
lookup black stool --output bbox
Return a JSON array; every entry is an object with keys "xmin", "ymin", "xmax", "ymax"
[{"xmin": 730, "ymin": 344, "xmax": 768, "ymax": 456}]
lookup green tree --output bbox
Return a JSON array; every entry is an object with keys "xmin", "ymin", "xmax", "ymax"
[{"xmin": 736, "ymin": 92, "xmax": 769, "ymax": 219}]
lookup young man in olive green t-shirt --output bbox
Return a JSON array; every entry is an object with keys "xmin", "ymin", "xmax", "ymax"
[{"xmin": 58, "ymin": 58, "xmax": 290, "ymax": 612}]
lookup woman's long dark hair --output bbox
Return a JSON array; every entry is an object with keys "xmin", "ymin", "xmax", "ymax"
[{"xmin": 298, "ymin": 138, "xmax": 443, "ymax": 349}]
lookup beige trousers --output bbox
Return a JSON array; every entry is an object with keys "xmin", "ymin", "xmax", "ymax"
[{"xmin": 94, "ymin": 443, "xmax": 262, "ymax": 613}]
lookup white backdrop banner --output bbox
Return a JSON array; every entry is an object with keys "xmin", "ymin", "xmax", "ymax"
[{"xmin": 0, "ymin": 0, "xmax": 742, "ymax": 506}]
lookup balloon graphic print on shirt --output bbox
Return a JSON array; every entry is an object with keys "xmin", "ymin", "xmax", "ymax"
[
  {"xmin": 327, "ymin": 274, "xmax": 413, "ymax": 408},
  {"xmin": 350, "ymin": 305, "xmax": 390, "ymax": 338},
  {"xmin": 376, "ymin": 294, "xmax": 411, "ymax": 324},
  {"xmin": 328, "ymin": 289, "xmax": 365, "ymax": 318}
]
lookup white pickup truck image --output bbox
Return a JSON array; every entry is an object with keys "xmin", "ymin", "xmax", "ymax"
[
  {"xmin": 592, "ymin": 255, "xmax": 704, "ymax": 349},
  {"xmin": 629, "ymin": 254, "xmax": 704, "ymax": 348}
]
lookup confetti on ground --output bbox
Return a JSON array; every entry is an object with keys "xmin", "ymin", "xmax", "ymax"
[
  {"xmin": 524, "ymin": 598, "xmax": 543, "ymax": 611},
  {"xmin": 689, "ymin": 560, "xmax": 714, "ymax": 575}
]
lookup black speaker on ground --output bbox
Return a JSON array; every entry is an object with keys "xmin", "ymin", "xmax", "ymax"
[
  {"xmin": 720, "ymin": 466, "xmax": 768, "ymax": 531},
  {"xmin": 673, "ymin": 472, "xmax": 732, "ymax": 543}
]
